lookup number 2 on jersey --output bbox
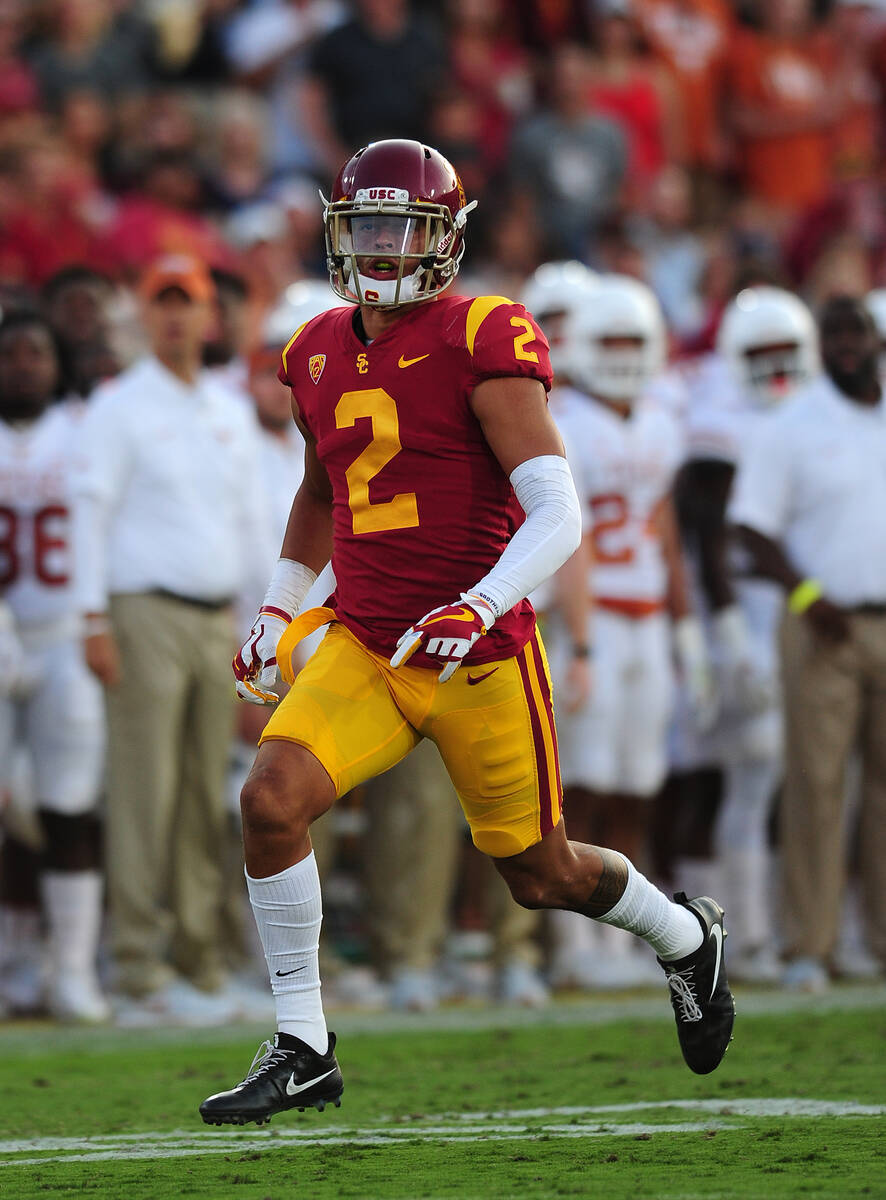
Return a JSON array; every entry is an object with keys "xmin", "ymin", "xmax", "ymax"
[{"xmin": 335, "ymin": 388, "xmax": 419, "ymax": 535}]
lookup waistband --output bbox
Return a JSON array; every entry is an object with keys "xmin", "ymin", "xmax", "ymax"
[{"xmin": 148, "ymin": 588, "xmax": 233, "ymax": 612}]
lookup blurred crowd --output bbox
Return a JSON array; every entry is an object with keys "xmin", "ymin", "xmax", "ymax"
[{"xmin": 1, "ymin": 0, "xmax": 886, "ymax": 1025}]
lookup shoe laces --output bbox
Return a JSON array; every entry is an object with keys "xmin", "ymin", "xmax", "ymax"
[
  {"xmin": 666, "ymin": 969, "xmax": 703, "ymax": 1022},
  {"xmin": 242, "ymin": 1039, "xmax": 292, "ymax": 1083}
]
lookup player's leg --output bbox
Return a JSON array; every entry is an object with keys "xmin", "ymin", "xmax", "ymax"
[
  {"xmin": 431, "ymin": 630, "xmax": 734, "ymax": 1074},
  {"xmin": 27, "ymin": 636, "xmax": 108, "ymax": 1022},
  {"xmin": 548, "ymin": 611, "xmax": 623, "ymax": 987},
  {"xmin": 201, "ymin": 624, "xmax": 420, "ymax": 1126},
  {"xmin": 714, "ymin": 711, "xmax": 781, "ymax": 982}
]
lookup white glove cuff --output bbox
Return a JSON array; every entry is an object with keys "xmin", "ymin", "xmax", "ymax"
[
  {"xmin": 261, "ymin": 558, "xmax": 317, "ymax": 622},
  {"xmin": 461, "ymin": 591, "xmax": 497, "ymax": 632}
]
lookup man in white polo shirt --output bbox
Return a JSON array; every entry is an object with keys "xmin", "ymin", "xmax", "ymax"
[
  {"xmin": 77, "ymin": 255, "xmax": 274, "ymax": 1024},
  {"xmin": 730, "ymin": 296, "xmax": 886, "ymax": 991}
]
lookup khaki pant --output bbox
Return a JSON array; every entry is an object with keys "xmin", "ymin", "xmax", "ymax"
[
  {"xmin": 362, "ymin": 739, "xmax": 541, "ymax": 973},
  {"xmin": 780, "ymin": 610, "xmax": 886, "ymax": 962},
  {"xmin": 106, "ymin": 593, "xmax": 236, "ymax": 996}
]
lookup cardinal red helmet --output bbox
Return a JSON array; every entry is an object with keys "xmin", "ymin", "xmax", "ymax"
[{"xmin": 322, "ymin": 139, "xmax": 476, "ymax": 308}]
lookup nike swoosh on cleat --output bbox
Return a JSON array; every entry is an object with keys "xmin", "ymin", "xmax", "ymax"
[
  {"xmin": 709, "ymin": 923, "xmax": 723, "ymax": 1000},
  {"xmin": 467, "ymin": 668, "xmax": 499, "ymax": 685},
  {"xmin": 275, "ymin": 966, "xmax": 307, "ymax": 977},
  {"xmin": 286, "ymin": 1068, "xmax": 337, "ymax": 1096},
  {"xmin": 398, "ymin": 353, "xmax": 430, "ymax": 368}
]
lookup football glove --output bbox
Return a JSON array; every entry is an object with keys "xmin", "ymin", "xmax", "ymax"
[
  {"xmin": 674, "ymin": 615, "xmax": 718, "ymax": 732},
  {"xmin": 232, "ymin": 607, "xmax": 290, "ymax": 705},
  {"xmin": 712, "ymin": 605, "xmax": 776, "ymax": 717},
  {"xmin": 390, "ymin": 593, "xmax": 497, "ymax": 682}
]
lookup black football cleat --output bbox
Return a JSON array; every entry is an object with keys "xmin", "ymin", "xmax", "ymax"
[
  {"xmin": 658, "ymin": 894, "xmax": 735, "ymax": 1075},
  {"xmin": 199, "ymin": 1032, "xmax": 343, "ymax": 1126}
]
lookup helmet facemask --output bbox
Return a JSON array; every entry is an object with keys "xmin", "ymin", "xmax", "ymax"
[
  {"xmin": 743, "ymin": 341, "xmax": 809, "ymax": 407},
  {"xmin": 582, "ymin": 335, "xmax": 661, "ymax": 404},
  {"xmin": 323, "ymin": 190, "xmax": 475, "ymax": 309}
]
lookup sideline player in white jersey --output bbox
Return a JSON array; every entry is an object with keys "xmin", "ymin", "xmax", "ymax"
[
  {"xmin": 0, "ymin": 311, "xmax": 108, "ymax": 1022},
  {"xmin": 679, "ymin": 286, "xmax": 819, "ymax": 980},
  {"xmin": 547, "ymin": 275, "xmax": 712, "ymax": 989}
]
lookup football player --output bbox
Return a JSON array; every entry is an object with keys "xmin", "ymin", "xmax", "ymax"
[
  {"xmin": 679, "ymin": 286, "xmax": 819, "ymax": 980},
  {"xmin": 546, "ymin": 275, "xmax": 713, "ymax": 989},
  {"xmin": 200, "ymin": 141, "xmax": 734, "ymax": 1127},
  {"xmin": 0, "ymin": 311, "xmax": 108, "ymax": 1021}
]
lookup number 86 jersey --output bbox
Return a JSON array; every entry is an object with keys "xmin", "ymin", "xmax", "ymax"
[
  {"xmin": 278, "ymin": 294, "xmax": 553, "ymax": 667},
  {"xmin": 0, "ymin": 401, "xmax": 88, "ymax": 632}
]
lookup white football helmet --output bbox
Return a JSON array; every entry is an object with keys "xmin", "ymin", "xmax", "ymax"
[
  {"xmin": 521, "ymin": 260, "xmax": 598, "ymax": 380},
  {"xmin": 718, "ymin": 287, "xmax": 818, "ymax": 406},
  {"xmin": 566, "ymin": 274, "xmax": 666, "ymax": 403},
  {"xmin": 865, "ymin": 288, "xmax": 886, "ymax": 379},
  {"xmin": 263, "ymin": 279, "xmax": 338, "ymax": 348}
]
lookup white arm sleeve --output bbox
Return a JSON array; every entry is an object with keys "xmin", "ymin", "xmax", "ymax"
[{"xmin": 468, "ymin": 455, "xmax": 582, "ymax": 620}]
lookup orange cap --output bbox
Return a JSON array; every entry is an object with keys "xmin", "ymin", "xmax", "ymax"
[{"xmin": 140, "ymin": 254, "xmax": 215, "ymax": 303}]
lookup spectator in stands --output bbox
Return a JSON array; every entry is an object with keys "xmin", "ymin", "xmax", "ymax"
[
  {"xmin": 446, "ymin": 0, "xmax": 533, "ymax": 172},
  {"xmin": 585, "ymin": 0, "xmax": 685, "ymax": 201},
  {"xmin": 0, "ymin": 0, "xmax": 39, "ymax": 120},
  {"xmin": 76, "ymin": 254, "xmax": 274, "ymax": 1025},
  {"xmin": 508, "ymin": 42, "xmax": 627, "ymax": 258},
  {"xmin": 222, "ymin": 0, "xmax": 345, "ymax": 177},
  {"xmin": 27, "ymin": 0, "xmax": 153, "ymax": 112},
  {"xmin": 103, "ymin": 148, "xmax": 231, "ymax": 279},
  {"xmin": 730, "ymin": 296, "xmax": 886, "ymax": 991},
  {"xmin": 637, "ymin": 0, "xmax": 733, "ymax": 213},
  {"xmin": 726, "ymin": 0, "xmax": 839, "ymax": 222},
  {"xmin": 304, "ymin": 0, "xmax": 446, "ymax": 174},
  {"xmin": 205, "ymin": 91, "xmax": 272, "ymax": 215}
]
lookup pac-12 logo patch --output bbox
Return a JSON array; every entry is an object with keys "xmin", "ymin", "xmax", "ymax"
[{"xmin": 308, "ymin": 354, "xmax": 326, "ymax": 385}]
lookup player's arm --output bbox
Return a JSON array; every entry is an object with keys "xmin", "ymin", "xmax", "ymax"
[
  {"xmin": 233, "ymin": 412, "xmax": 334, "ymax": 704},
  {"xmin": 391, "ymin": 376, "xmax": 582, "ymax": 680},
  {"xmin": 552, "ymin": 536, "xmax": 594, "ymax": 712},
  {"xmin": 735, "ymin": 523, "xmax": 850, "ymax": 643},
  {"xmin": 654, "ymin": 492, "xmax": 716, "ymax": 729}
]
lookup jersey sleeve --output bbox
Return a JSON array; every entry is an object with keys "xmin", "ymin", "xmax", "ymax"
[
  {"xmin": 727, "ymin": 413, "xmax": 793, "ymax": 539},
  {"xmin": 463, "ymin": 296, "xmax": 553, "ymax": 391},
  {"xmin": 277, "ymin": 320, "xmax": 315, "ymax": 431}
]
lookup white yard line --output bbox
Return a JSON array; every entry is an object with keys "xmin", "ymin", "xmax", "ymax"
[{"xmin": 0, "ymin": 1097, "xmax": 881, "ymax": 1169}]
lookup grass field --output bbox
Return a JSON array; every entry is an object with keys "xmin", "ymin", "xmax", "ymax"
[{"xmin": 0, "ymin": 985, "xmax": 883, "ymax": 1200}]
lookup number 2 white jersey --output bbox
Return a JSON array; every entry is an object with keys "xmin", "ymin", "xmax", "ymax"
[
  {"xmin": 0, "ymin": 402, "xmax": 88, "ymax": 630},
  {"xmin": 553, "ymin": 386, "xmax": 684, "ymax": 611}
]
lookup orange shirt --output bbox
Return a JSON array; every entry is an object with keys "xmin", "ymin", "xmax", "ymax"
[
  {"xmin": 726, "ymin": 27, "xmax": 835, "ymax": 211},
  {"xmin": 640, "ymin": 0, "xmax": 733, "ymax": 168}
]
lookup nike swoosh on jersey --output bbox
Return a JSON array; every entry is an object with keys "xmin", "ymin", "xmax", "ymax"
[
  {"xmin": 398, "ymin": 353, "xmax": 430, "ymax": 368},
  {"xmin": 709, "ymin": 923, "xmax": 723, "ymax": 1000},
  {"xmin": 275, "ymin": 966, "xmax": 307, "ymax": 977},
  {"xmin": 467, "ymin": 668, "xmax": 499, "ymax": 685},
  {"xmin": 286, "ymin": 1067, "xmax": 337, "ymax": 1096}
]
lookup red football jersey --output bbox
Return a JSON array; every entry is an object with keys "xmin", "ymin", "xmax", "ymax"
[{"xmin": 278, "ymin": 293, "xmax": 553, "ymax": 667}]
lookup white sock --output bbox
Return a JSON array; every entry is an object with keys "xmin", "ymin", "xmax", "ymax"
[
  {"xmin": 246, "ymin": 853, "xmax": 328, "ymax": 1054},
  {"xmin": 41, "ymin": 870, "xmax": 103, "ymax": 977},
  {"xmin": 595, "ymin": 855, "xmax": 703, "ymax": 961}
]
